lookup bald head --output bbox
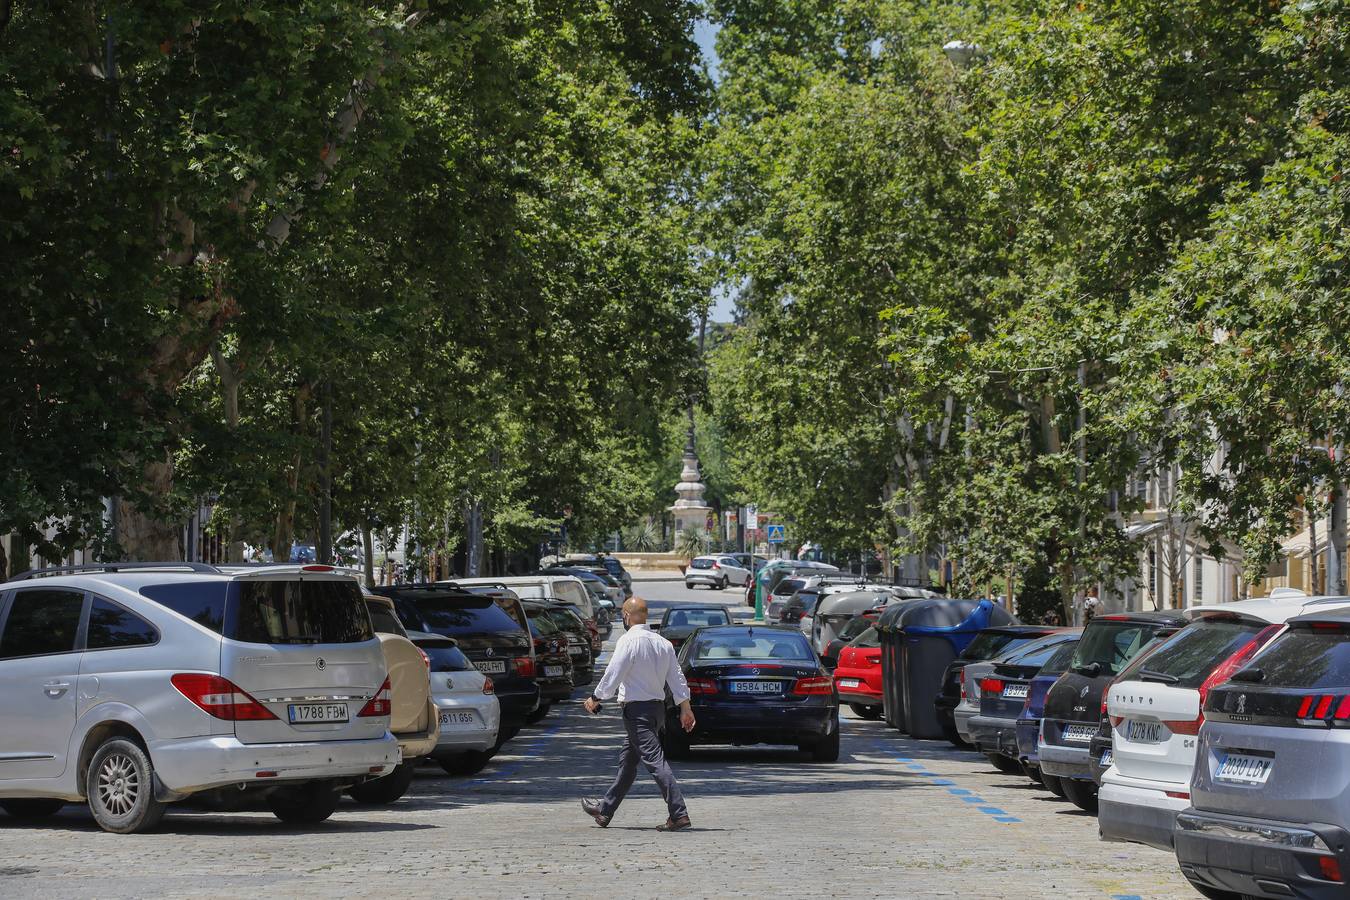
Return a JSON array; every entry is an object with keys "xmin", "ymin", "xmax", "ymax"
[{"xmin": 622, "ymin": 597, "xmax": 648, "ymax": 624}]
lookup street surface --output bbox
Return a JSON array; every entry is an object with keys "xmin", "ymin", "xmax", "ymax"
[{"xmin": 0, "ymin": 581, "xmax": 1196, "ymax": 899}]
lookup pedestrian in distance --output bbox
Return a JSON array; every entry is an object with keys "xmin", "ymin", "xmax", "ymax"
[
  {"xmin": 1040, "ymin": 608, "xmax": 1062, "ymax": 626},
  {"xmin": 581, "ymin": 597, "xmax": 696, "ymax": 831}
]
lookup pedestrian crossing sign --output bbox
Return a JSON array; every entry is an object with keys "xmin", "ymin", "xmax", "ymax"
[{"xmin": 766, "ymin": 524, "xmax": 786, "ymax": 544}]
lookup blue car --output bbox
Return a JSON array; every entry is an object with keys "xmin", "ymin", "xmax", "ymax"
[
  {"xmin": 662, "ymin": 625, "xmax": 840, "ymax": 762},
  {"xmin": 1015, "ymin": 638, "xmax": 1081, "ymax": 797}
]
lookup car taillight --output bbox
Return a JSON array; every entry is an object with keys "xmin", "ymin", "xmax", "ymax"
[
  {"xmin": 358, "ymin": 678, "xmax": 392, "ymax": 717},
  {"xmin": 1167, "ymin": 624, "xmax": 1281, "ymax": 735},
  {"xmin": 417, "ymin": 646, "xmax": 431, "ymax": 670},
  {"xmin": 171, "ymin": 673, "xmax": 278, "ymax": 721},
  {"xmin": 513, "ymin": 656, "xmax": 535, "ymax": 678},
  {"xmin": 688, "ymin": 677, "xmax": 718, "ymax": 695},
  {"xmin": 712, "ymin": 563, "xmax": 721, "ymax": 570},
  {"xmin": 792, "ymin": 676, "xmax": 834, "ymax": 696},
  {"xmin": 979, "ymin": 678, "xmax": 1003, "ymax": 695},
  {"xmin": 482, "ymin": 677, "xmax": 495, "ymax": 695}
]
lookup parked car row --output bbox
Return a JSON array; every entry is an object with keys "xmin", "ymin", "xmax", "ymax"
[
  {"xmin": 0, "ymin": 563, "xmax": 606, "ymax": 834},
  {"xmin": 822, "ymin": 588, "xmax": 1350, "ymax": 899}
]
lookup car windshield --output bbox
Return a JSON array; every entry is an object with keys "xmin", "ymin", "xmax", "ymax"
[
  {"xmin": 525, "ymin": 606, "xmax": 562, "ymax": 636},
  {"xmin": 1071, "ymin": 619, "xmax": 1169, "ymax": 676},
  {"xmin": 1121, "ymin": 617, "xmax": 1264, "ymax": 689},
  {"xmin": 1039, "ymin": 639, "xmax": 1079, "ymax": 675},
  {"xmin": 792, "ymin": 590, "xmax": 821, "ymax": 612},
  {"xmin": 1239, "ymin": 625, "xmax": 1350, "ymax": 689},
  {"xmin": 229, "ymin": 579, "xmax": 372, "ymax": 644},
  {"xmin": 773, "ymin": 578, "xmax": 806, "ymax": 597},
  {"xmin": 960, "ymin": 631, "xmax": 1024, "ymax": 661},
  {"xmin": 848, "ymin": 625, "xmax": 880, "ymax": 649},
  {"xmin": 690, "ymin": 631, "xmax": 815, "ymax": 662},
  {"xmin": 364, "ymin": 601, "xmax": 406, "ymax": 637},
  {"xmin": 408, "ymin": 597, "xmax": 524, "ymax": 636},
  {"xmin": 690, "ymin": 558, "xmax": 715, "ymax": 570},
  {"xmin": 663, "ymin": 608, "xmax": 730, "ymax": 628},
  {"xmin": 1001, "ymin": 634, "xmax": 1073, "ymax": 668},
  {"xmin": 838, "ymin": 616, "xmax": 875, "ymax": 642},
  {"xmin": 417, "ymin": 641, "xmax": 474, "ymax": 672}
]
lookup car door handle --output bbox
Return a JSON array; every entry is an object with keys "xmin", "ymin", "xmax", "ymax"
[{"xmin": 43, "ymin": 681, "xmax": 71, "ymax": 697}]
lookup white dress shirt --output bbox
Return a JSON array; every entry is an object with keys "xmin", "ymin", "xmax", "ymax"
[{"xmin": 593, "ymin": 623, "xmax": 690, "ymax": 705}]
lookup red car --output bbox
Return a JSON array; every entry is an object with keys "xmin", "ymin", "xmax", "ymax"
[{"xmin": 832, "ymin": 626, "xmax": 883, "ymax": 720}]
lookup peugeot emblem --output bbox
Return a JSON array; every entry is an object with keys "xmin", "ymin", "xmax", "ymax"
[
  {"xmin": 316, "ymin": 657, "xmax": 326, "ymax": 671},
  {"xmin": 1080, "ymin": 685, "xmax": 1090, "ymax": 698},
  {"xmin": 1237, "ymin": 694, "xmax": 1247, "ymax": 714},
  {"xmin": 484, "ymin": 647, "xmax": 496, "ymax": 658}
]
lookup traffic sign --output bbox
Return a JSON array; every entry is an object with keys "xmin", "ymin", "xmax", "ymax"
[
  {"xmin": 745, "ymin": 505, "xmax": 758, "ymax": 530},
  {"xmin": 766, "ymin": 524, "xmax": 786, "ymax": 544}
]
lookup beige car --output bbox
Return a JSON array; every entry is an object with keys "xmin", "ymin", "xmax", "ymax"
[{"xmin": 351, "ymin": 594, "xmax": 439, "ymax": 804}]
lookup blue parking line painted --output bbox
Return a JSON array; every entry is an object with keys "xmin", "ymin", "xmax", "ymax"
[
  {"xmin": 928, "ymin": 778, "xmax": 955, "ymax": 785},
  {"xmin": 1110, "ymin": 895, "xmax": 1143, "ymax": 900},
  {"xmin": 959, "ymin": 796, "xmax": 985, "ymax": 804},
  {"xmin": 977, "ymin": 807, "xmax": 1006, "ymax": 815},
  {"xmin": 948, "ymin": 788, "xmax": 972, "ymax": 796},
  {"xmin": 994, "ymin": 816, "xmax": 1022, "ymax": 824}
]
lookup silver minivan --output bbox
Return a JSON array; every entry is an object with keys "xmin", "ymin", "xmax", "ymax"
[
  {"xmin": 0, "ymin": 563, "xmax": 398, "ymax": 833},
  {"xmin": 1175, "ymin": 606, "xmax": 1350, "ymax": 899}
]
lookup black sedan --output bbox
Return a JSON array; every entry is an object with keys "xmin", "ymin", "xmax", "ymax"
[
  {"xmin": 654, "ymin": 604, "xmax": 732, "ymax": 653},
  {"xmin": 662, "ymin": 625, "xmax": 840, "ymax": 762}
]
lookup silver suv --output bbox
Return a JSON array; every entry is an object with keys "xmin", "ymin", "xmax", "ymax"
[
  {"xmin": 0, "ymin": 563, "xmax": 398, "ymax": 833},
  {"xmin": 1175, "ymin": 606, "xmax": 1350, "ymax": 899}
]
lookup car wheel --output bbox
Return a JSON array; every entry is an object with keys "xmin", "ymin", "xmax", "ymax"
[
  {"xmin": 661, "ymin": 724, "xmax": 691, "ymax": 760},
  {"xmin": 848, "ymin": 703, "xmax": 882, "ymax": 720},
  {"xmin": 684, "ymin": 582, "xmax": 693, "ymax": 590},
  {"xmin": 1060, "ymin": 778, "xmax": 1099, "ymax": 813},
  {"xmin": 525, "ymin": 703, "xmax": 551, "ymax": 725},
  {"xmin": 0, "ymin": 799, "xmax": 65, "ymax": 820},
  {"xmin": 1022, "ymin": 763, "xmax": 1044, "ymax": 785},
  {"xmin": 718, "ymin": 577, "xmax": 728, "ymax": 590},
  {"xmin": 86, "ymin": 738, "xmax": 167, "ymax": 834},
  {"xmin": 347, "ymin": 760, "xmax": 416, "ymax": 805},
  {"xmin": 1041, "ymin": 773, "xmax": 1067, "ymax": 798},
  {"xmin": 439, "ymin": 749, "xmax": 496, "ymax": 777},
  {"xmin": 986, "ymin": 753, "xmax": 1022, "ymax": 775},
  {"xmin": 267, "ymin": 782, "xmax": 341, "ymax": 825},
  {"xmin": 805, "ymin": 724, "xmax": 841, "ymax": 762},
  {"xmin": 940, "ymin": 720, "xmax": 971, "ymax": 749}
]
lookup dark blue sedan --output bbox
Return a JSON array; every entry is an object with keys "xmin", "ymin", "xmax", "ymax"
[{"xmin": 662, "ymin": 625, "xmax": 840, "ymax": 762}]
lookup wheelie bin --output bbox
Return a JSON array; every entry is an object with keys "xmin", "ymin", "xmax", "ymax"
[
  {"xmin": 876, "ymin": 599, "xmax": 927, "ymax": 729},
  {"xmin": 895, "ymin": 599, "xmax": 1018, "ymax": 739}
]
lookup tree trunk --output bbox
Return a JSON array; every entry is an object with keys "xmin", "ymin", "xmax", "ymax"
[
  {"xmin": 1331, "ymin": 481, "xmax": 1347, "ymax": 595},
  {"xmin": 270, "ymin": 385, "xmax": 312, "ymax": 561},
  {"xmin": 120, "ymin": 458, "xmax": 181, "ymax": 560},
  {"xmin": 317, "ymin": 380, "xmax": 333, "ymax": 565},
  {"xmin": 362, "ymin": 527, "xmax": 375, "ymax": 585}
]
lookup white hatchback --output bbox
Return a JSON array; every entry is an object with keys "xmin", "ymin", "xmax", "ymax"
[
  {"xmin": 1100, "ymin": 591, "xmax": 1350, "ymax": 850},
  {"xmin": 410, "ymin": 632, "xmax": 502, "ymax": 777},
  {"xmin": 685, "ymin": 556, "xmax": 751, "ymax": 590}
]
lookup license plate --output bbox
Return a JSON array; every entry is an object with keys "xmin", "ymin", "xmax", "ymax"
[
  {"xmin": 473, "ymin": 660, "xmax": 506, "ymax": 674},
  {"xmin": 1062, "ymin": 723, "xmax": 1096, "ymax": 743},
  {"xmin": 288, "ymin": 703, "xmax": 349, "ymax": 724},
  {"xmin": 1002, "ymin": 683, "xmax": 1029, "ymax": 699},
  {"xmin": 544, "ymin": 665, "xmax": 564, "ymax": 677},
  {"xmin": 439, "ymin": 711, "xmax": 478, "ymax": 730},
  {"xmin": 1127, "ymin": 720, "xmax": 1165, "ymax": 743},
  {"xmin": 1100, "ymin": 748, "xmax": 1113, "ymax": 768},
  {"xmin": 730, "ymin": 681, "xmax": 783, "ymax": 694},
  {"xmin": 1217, "ymin": 752, "xmax": 1274, "ymax": 785},
  {"xmin": 837, "ymin": 678, "xmax": 861, "ymax": 689}
]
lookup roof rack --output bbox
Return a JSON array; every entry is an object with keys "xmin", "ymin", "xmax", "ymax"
[{"xmin": 7, "ymin": 562, "xmax": 222, "ymax": 582}]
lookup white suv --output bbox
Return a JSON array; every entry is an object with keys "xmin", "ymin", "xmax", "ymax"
[{"xmin": 0, "ymin": 563, "xmax": 398, "ymax": 833}]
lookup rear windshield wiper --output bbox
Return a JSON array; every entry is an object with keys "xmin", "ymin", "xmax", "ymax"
[{"xmin": 1138, "ymin": 668, "xmax": 1180, "ymax": 685}]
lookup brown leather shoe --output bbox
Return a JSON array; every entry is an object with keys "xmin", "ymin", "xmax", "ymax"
[
  {"xmin": 656, "ymin": 815, "xmax": 692, "ymax": 831},
  {"xmin": 581, "ymin": 798, "xmax": 610, "ymax": 827}
]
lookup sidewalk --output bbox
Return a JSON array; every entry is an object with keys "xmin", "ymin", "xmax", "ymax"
[{"xmin": 629, "ymin": 570, "xmax": 684, "ymax": 582}]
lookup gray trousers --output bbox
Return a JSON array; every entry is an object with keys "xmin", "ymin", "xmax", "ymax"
[{"xmin": 600, "ymin": 699, "xmax": 687, "ymax": 820}]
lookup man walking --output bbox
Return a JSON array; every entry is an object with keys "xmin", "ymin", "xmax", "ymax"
[{"xmin": 582, "ymin": 597, "xmax": 695, "ymax": 831}]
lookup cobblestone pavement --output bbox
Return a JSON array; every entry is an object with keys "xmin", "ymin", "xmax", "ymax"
[{"xmin": 0, "ymin": 709, "xmax": 1196, "ymax": 899}]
